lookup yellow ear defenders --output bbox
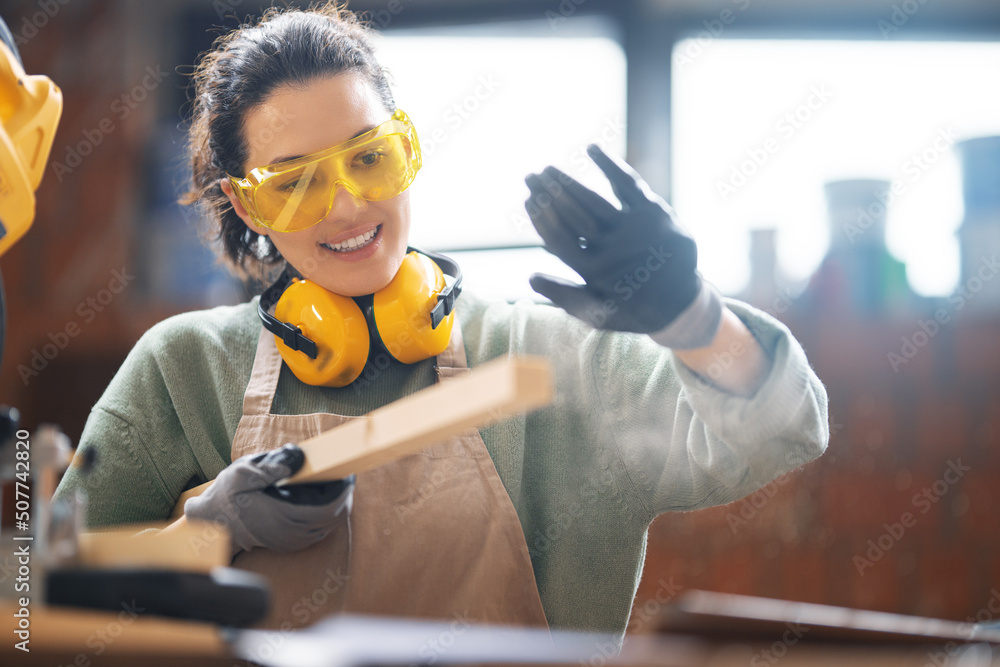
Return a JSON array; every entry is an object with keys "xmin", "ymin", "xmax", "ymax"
[
  {"xmin": 257, "ymin": 248, "xmax": 463, "ymax": 387},
  {"xmin": 0, "ymin": 21, "xmax": 62, "ymax": 257}
]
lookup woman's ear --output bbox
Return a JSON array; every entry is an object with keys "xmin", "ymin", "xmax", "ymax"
[{"xmin": 220, "ymin": 178, "xmax": 270, "ymax": 236}]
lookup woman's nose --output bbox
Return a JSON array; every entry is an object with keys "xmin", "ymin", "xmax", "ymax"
[{"xmin": 326, "ymin": 182, "xmax": 368, "ymax": 223}]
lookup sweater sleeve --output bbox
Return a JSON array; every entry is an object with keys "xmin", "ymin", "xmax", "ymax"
[
  {"xmin": 53, "ymin": 305, "xmax": 254, "ymax": 527},
  {"xmin": 458, "ymin": 292, "xmax": 829, "ymax": 526},
  {"xmin": 54, "ymin": 408, "xmax": 179, "ymax": 526},
  {"xmin": 595, "ymin": 298, "xmax": 829, "ymax": 520}
]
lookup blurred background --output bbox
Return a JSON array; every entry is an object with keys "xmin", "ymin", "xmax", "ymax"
[{"xmin": 2, "ymin": 0, "xmax": 1000, "ymax": 633}]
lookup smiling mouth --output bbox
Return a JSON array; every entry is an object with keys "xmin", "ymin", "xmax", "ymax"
[{"xmin": 321, "ymin": 225, "xmax": 380, "ymax": 253}]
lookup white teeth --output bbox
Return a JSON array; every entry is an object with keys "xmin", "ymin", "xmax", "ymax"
[{"xmin": 324, "ymin": 227, "xmax": 377, "ymax": 252}]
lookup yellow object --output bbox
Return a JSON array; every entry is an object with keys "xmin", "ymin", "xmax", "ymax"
[
  {"xmin": 0, "ymin": 40, "xmax": 62, "ymax": 256},
  {"xmin": 267, "ymin": 250, "xmax": 457, "ymax": 387},
  {"xmin": 229, "ymin": 108, "xmax": 421, "ymax": 232},
  {"xmin": 274, "ymin": 277, "xmax": 371, "ymax": 387},
  {"xmin": 372, "ymin": 251, "xmax": 454, "ymax": 364}
]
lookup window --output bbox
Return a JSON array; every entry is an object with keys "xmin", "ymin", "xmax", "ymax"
[
  {"xmin": 378, "ymin": 17, "xmax": 626, "ymax": 302},
  {"xmin": 672, "ymin": 39, "xmax": 1000, "ymax": 296}
]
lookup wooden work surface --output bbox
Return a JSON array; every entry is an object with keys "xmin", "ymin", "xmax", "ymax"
[
  {"xmin": 0, "ymin": 602, "xmax": 247, "ymax": 666},
  {"xmin": 1, "ymin": 602, "xmax": 996, "ymax": 666},
  {"xmin": 616, "ymin": 636, "xmax": 998, "ymax": 666},
  {"xmin": 652, "ymin": 590, "xmax": 1000, "ymax": 645}
]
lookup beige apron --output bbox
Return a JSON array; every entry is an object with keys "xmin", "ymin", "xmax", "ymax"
[{"xmin": 229, "ymin": 323, "xmax": 549, "ymax": 631}]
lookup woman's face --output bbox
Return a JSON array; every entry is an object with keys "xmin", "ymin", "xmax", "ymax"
[{"xmin": 222, "ymin": 72, "xmax": 411, "ymax": 297}]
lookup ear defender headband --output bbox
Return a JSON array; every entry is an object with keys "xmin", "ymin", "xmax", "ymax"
[
  {"xmin": 0, "ymin": 23, "xmax": 62, "ymax": 257},
  {"xmin": 258, "ymin": 248, "xmax": 463, "ymax": 387}
]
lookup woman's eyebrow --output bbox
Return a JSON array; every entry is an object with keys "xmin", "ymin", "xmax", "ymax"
[{"xmin": 267, "ymin": 123, "xmax": 379, "ymax": 165}]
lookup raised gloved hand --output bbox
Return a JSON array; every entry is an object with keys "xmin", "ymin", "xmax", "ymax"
[
  {"xmin": 184, "ymin": 443, "xmax": 353, "ymax": 557},
  {"xmin": 524, "ymin": 144, "xmax": 723, "ymax": 349}
]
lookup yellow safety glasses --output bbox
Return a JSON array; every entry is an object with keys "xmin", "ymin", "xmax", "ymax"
[{"xmin": 228, "ymin": 109, "xmax": 421, "ymax": 232}]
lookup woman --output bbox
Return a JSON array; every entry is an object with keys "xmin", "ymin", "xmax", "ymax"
[{"xmin": 54, "ymin": 3, "xmax": 828, "ymax": 640}]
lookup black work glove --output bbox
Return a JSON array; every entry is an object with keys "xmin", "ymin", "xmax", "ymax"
[
  {"xmin": 184, "ymin": 444, "xmax": 354, "ymax": 557},
  {"xmin": 525, "ymin": 144, "xmax": 723, "ymax": 348}
]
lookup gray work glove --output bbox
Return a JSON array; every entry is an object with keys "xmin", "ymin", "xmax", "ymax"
[
  {"xmin": 525, "ymin": 144, "xmax": 723, "ymax": 349},
  {"xmin": 184, "ymin": 444, "xmax": 354, "ymax": 557}
]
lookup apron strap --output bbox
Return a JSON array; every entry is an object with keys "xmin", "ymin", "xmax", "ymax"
[
  {"xmin": 247, "ymin": 310, "xmax": 470, "ymax": 417},
  {"xmin": 434, "ymin": 318, "xmax": 471, "ymax": 379},
  {"xmin": 243, "ymin": 327, "xmax": 283, "ymax": 417}
]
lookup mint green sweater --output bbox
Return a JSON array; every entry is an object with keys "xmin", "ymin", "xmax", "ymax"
[{"xmin": 54, "ymin": 292, "xmax": 828, "ymax": 638}]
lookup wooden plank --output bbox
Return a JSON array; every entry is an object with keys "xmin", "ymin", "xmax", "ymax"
[
  {"xmin": 172, "ymin": 356, "xmax": 552, "ymax": 517},
  {"xmin": 76, "ymin": 519, "xmax": 229, "ymax": 572},
  {"xmin": 0, "ymin": 602, "xmax": 228, "ymax": 657},
  {"xmin": 654, "ymin": 590, "xmax": 1000, "ymax": 645}
]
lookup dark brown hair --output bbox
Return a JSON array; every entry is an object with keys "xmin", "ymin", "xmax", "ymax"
[{"xmin": 181, "ymin": 2, "xmax": 395, "ymax": 281}]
